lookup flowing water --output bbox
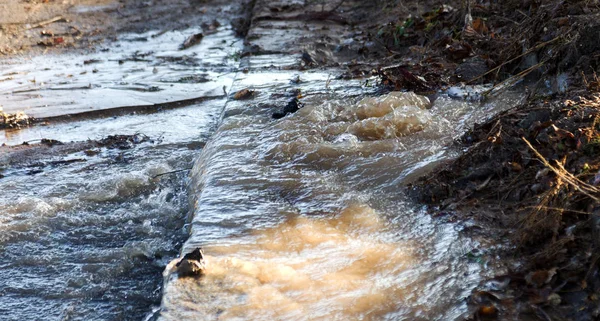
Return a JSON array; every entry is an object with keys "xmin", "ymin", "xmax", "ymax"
[
  {"xmin": 0, "ymin": 98, "xmax": 225, "ymax": 320},
  {"xmin": 0, "ymin": 12, "xmax": 523, "ymax": 321},
  {"xmin": 0, "ymin": 21, "xmax": 240, "ymax": 320},
  {"xmin": 158, "ymin": 88, "xmax": 521, "ymax": 320}
]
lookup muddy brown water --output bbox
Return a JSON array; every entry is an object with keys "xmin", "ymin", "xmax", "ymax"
[
  {"xmin": 158, "ymin": 83, "xmax": 521, "ymax": 320},
  {"xmin": 1, "ymin": 20, "xmax": 523, "ymax": 321}
]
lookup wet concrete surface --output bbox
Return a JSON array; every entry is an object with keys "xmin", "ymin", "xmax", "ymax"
[{"xmin": 1, "ymin": 26, "xmax": 238, "ymax": 120}]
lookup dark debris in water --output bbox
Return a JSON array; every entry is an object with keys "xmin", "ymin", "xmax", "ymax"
[
  {"xmin": 232, "ymin": 88, "xmax": 256, "ymax": 100},
  {"xmin": 111, "ymin": 85, "xmax": 163, "ymax": 92},
  {"xmin": 272, "ymin": 97, "xmax": 304, "ymax": 119},
  {"xmin": 97, "ymin": 134, "xmax": 151, "ymax": 150},
  {"xmin": 0, "ymin": 134, "xmax": 153, "ymax": 178},
  {"xmin": 160, "ymin": 74, "xmax": 210, "ymax": 84},
  {"xmin": 230, "ymin": 0, "xmax": 256, "ymax": 37},
  {"xmin": 201, "ymin": 19, "xmax": 221, "ymax": 35},
  {"xmin": 179, "ymin": 33, "xmax": 204, "ymax": 50},
  {"xmin": 41, "ymin": 138, "xmax": 64, "ymax": 147},
  {"xmin": 83, "ymin": 59, "xmax": 102, "ymax": 65},
  {"xmin": 155, "ymin": 55, "xmax": 200, "ymax": 66},
  {"xmin": 175, "ymin": 248, "xmax": 207, "ymax": 278}
]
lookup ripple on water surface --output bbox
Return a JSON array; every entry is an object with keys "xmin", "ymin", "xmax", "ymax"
[{"xmin": 0, "ymin": 96, "xmax": 225, "ymax": 320}]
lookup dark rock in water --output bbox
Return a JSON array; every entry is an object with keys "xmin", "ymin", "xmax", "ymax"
[
  {"xmin": 201, "ymin": 20, "xmax": 221, "ymax": 35},
  {"xmin": 175, "ymin": 248, "xmax": 206, "ymax": 277},
  {"xmin": 97, "ymin": 134, "xmax": 150, "ymax": 150},
  {"xmin": 231, "ymin": 0, "xmax": 256, "ymax": 38},
  {"xmin": 181, "ymin": 248, "xmax": 204, "ymax": 261},
  {"xmin": 179, "ymin": 33, "xmax": 204, "ymax": 50},
  {"xmin": 272, "ymin": 98, "xmax": 304, "ymax": 119},
  {"xmin": 241, "ymin": 44, "xmax": 264, "ymax": 57}
]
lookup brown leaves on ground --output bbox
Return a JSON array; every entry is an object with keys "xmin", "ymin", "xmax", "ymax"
[
  {"xmin": 375, "ymin": 0, "xmax": 600, "ymax": 93},
  {"xmin": 411, "ymin": 92, "xmax": 600, "ymax": 320}
]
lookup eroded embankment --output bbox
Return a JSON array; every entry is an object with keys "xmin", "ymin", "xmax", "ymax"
[
  {"xmin": 412, "ymin": 92, "xmax": 600, "ymax": 320},
  {"xmin": 395, "ymin": 0, "xmax": 600, "ymax": 320}
]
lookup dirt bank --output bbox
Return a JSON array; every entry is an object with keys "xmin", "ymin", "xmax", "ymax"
[
  {"xmin": 376, "ymin": 0, "xmax": 600, "ymax": 320},
  {"xmin": 0, "ymin": 0, "xmax": 237, "ymax": 56}
]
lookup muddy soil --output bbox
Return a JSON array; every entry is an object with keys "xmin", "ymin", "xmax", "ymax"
[
  {"xmin": 384, "ymin": 0, "xmax": 600, "ymax": 320},
  {"xmin": 411, "ymin": 93, "xmax": 600, "ymax": 320}
]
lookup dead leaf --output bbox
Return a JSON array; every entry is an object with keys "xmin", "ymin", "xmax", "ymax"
[
  {"xmin": 551, "ymin": 124, "xmax": 575, "ymax": 139},
  {"xmin": 233, "ymin": 88, "xmax": 255, "ymax": 100},
  {"xmin": 473, "ymin": 18, "xmax": 489, "ymax": 34},
  {"xmin": 525, "ymin": 268, "xmax": 557, "ymax": 288},
  {"xmin": 508, "ymin": 162, "xmax": 522, "ymax": 172},
  {"xmin": 445, "ymin": 41, "xmax": 472, "ymax": 60}
]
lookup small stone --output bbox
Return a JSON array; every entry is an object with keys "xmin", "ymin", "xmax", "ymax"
[
  {"xmin": 175, "ymin": 248, "xmax": 207, "ymax": 278},
  {"xmin": 272, "ymin": 97, "xmax": 303, "ymax": 119},
  {"xmin": 548, "ymin": 293, "xmax": 561, "ymax": 306}
]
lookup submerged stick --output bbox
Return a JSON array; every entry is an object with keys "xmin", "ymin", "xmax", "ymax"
[
  {"xmin": 27, "ymin": 16, "xmax": 66, "ymax": 29},
  {"xmin": 152, "ymin": 168, "xmax": 192, "ymax": 179}
]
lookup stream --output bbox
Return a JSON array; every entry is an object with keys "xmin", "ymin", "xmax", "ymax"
[{"xmin": 0, "ymin": 3, "xmax": 522, "ymax": 320}]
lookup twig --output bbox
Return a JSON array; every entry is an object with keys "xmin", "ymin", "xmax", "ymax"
[
  {"xmin": 520, "ymin": 206, "xmax": 598, "ymax": 216},
  {"xmin": 152, "ymin": 168, "xmax": 192, "ymax": 179},
  {"xmin": 522, "ymin": 137, "xmax": 600, "ymax": 202},
  {"xmin": 27, "ymin": 16, "xmax": 66, "ymax": 30},
  {"xmin": 467, "ymin": 36, "xmax": 562, "ymax": 84},
  {"xmin": 482, "ymin": 60, "xmax": 547, "ymax": 97}
]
